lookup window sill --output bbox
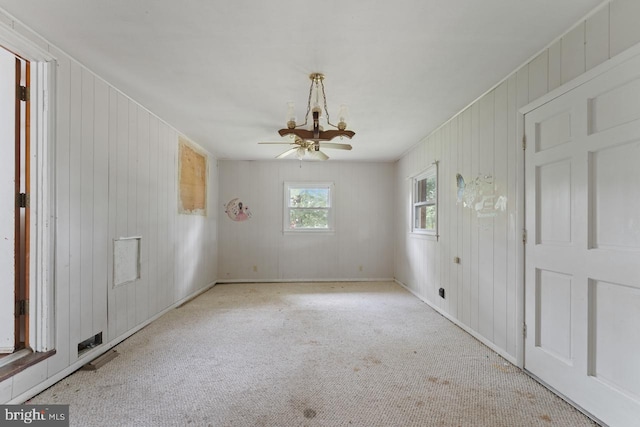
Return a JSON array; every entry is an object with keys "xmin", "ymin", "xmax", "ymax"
[
  {"xmin": 0, "ymin": 349, "xmax": 56, "ymax": 382},
  {"xmin": 283, "ymin": 229, "xmax": 335, "ymax": 235},
  {"xmin": 409, "ymin": 232, "xmax": 439, "ymax": 241}
]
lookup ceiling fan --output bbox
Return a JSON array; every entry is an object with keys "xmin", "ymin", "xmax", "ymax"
[
  {"xmin": 259, "ymin": 136, "xmax": 352, "ymax": 161},
  {"xmin": 261, "ymin": 73, "xmax": 355, "ymax": 160}
]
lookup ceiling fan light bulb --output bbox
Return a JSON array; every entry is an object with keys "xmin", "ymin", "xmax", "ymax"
[{"xmin": 296, "ymin": 147, "xmax": 305, "ymax": 159}]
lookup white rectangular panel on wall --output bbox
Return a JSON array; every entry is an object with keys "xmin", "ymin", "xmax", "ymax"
[{"xmin": 113, "ymin": 237, "xmax": 141, "ymax": 287}]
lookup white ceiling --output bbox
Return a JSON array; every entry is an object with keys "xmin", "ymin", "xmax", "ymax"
[{"xmin": 0, "ymin": 0, "xmax": 604, "ymax": 161}]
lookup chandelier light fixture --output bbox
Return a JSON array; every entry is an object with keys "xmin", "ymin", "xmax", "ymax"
[
  {"xmin": 280, "ymin": 73, "xmax": 355, "ymax": 142},
  {"xmin": 260, "ymin": 73, "xmax": 354, "ymax": 160}
]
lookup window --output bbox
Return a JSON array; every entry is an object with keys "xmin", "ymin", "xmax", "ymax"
[
  {"xmin": 284, "ymin": 182, "xmax": 334, "ymax": 232},
  {"xmin": 412, "ymin": 163, "xmax": 438, "ymax": 235}
]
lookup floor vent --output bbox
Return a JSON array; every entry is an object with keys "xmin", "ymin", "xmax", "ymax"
[{"xmin": 77, "ymin": 332, "xmax": 103, "ymax": 356}]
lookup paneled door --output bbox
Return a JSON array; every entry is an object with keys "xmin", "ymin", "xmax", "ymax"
[{"xmin": 525, "ymin": 52, "xmax": 640, "ymax": 427}]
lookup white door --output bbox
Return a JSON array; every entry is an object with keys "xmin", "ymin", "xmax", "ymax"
[
  {"xmin": 525, "ymin": 52, "xmax": 640, "ymax": 426},
  {"xmin": 0, "ymin": 46, "xmax": 16, "ymax": 353}
]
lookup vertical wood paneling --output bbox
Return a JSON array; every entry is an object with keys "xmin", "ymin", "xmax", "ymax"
[
  {"xmin": 147, "ymin": 116, "xmax": 159, "ymax": 316},
  {"xmin": 470, "ymin": 103, "xmax": 480, "ymax": 331},
  {"xmin": 167, "ymin": 129, "xmax": 177, "ymax": 303},
  {"xmin": 561, "ymin": 22, "xmax": 586, "ymax": 84},
  {"xmin": 493, "ymin": 81, "xmax": 508, "ymax": 350},
  {"xmin": 135, "ymin": 107, "xmax": 150, "ymax": 324},
  {"xmin": 477, "ymin": 92, "xmax": 494, "ymax": 339},
  {"xmin": 68, "ymin": 62, "xmax": 82, "ymax": 359},
  {"xmin": 92, "ymin": 78, "xmax": 109, "ymax": 337},
  {"xmin": 548, "ymin": 41, "xmax": 562, "ymax": 91},
  {"xmin": 80, "ymin": 69, "xmax": 94, "ymax": 341},
  {"xmin": 586, "ymin": 5, "xmax": 610, "ymax": 70},
  {"xmin": 449, "ymin": 117, "xmax": 459, "ymax": 318},
  {"xmin": 529, "ymin": 51, "xmax": 548, "ymax": 102},
  {"xmin": 126, "ymin": 105, "xmax": 137, "ymax": 330},
  {"xmin": 506, "ymin": 73, "xmax": 519, "ymax": 357},
  {"xmin": 610, "ymin": 0, "xmax": 640, "ymax": 57},
  {"xmin": 115, "ymin": 93, "xmax": 129, "ymax": 337},
  {"xmin": 106, "ymin": 88, "xmax": 118, "ymax": 341},
  {"xmin": 461, "ymin": 108, "xmax": 472, "ymax": 327}
]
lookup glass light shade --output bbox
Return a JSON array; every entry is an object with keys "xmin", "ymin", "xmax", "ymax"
[
  {"xmin": 286, "ymin": 102, "xmax": 296, "ymax": 125},
  {"xmin": 296, "ymin": 147, "xmax": 306, "ymax": 159},
  {"xmin": 337, "ymin": 104, "xmax": 349, "ymax": 123}
]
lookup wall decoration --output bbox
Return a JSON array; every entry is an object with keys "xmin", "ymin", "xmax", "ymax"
[
  {"xmin": 456, "ymin": 173, "xmax": 507, "ymax": 218},
  {"xmin": 225, "ymin": 198, "xmax": 252, "ymax": 222},
  {"xmin": 178, "ymin": 137, "xmax": 207, "ymax": 215}
]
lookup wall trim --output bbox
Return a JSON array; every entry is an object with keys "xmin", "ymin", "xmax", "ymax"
[
  {"xmin": 216, "ymin": 278, "xmax": 395, "ymax": 284},
  {"xmin": 7, "ymin": 281, "xmax": 217, "ymax": 404},
  {"xmin": 394, "ymin": 279, "xmax": 519, "ymax": 367}
]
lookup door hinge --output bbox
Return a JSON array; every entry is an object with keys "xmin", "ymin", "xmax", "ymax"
[
  {"xmin": 523, "ymin": 323, "xmax": 527, "ymax": 339},
  {"xmin": 16, "ymin": 299, "xmax": 29, "ymax": 316},
  {"xmin": 18, "ymin": 85, "xmax": 30, "ymax": 102},
  {"xmin": 522, "ymin": 229, "xmax": 528, "ymax": 244},
  {"xmin": 522, "ymin": 134, "xmax": 527, "ymax": 150},
  {"xmin": 17, "ymin": 192, "xmax": 30, "ymax": 208}
]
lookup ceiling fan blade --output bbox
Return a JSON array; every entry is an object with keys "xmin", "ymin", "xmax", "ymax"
[
  {"xmin": 259, "ymin": 142, "xmax": 296, "ymax": 145},
  {"xmin": 311, "ymin": 150, "xmax": 329, "ymax": 161},
  {"xmin": 276, "ymin": 147, "xmax": 298, "ymax": 159},
  {"xmin": 319, "ymin": 142, "xmax": 352, "ymax": 150}
]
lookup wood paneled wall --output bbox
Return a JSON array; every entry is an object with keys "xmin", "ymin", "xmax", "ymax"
[
  {"xmin": 0, "ymin": 15, "xmax": 218, "ymax": 402},
  {"xmin": 394, "ymin": 0, "xmax": 640, "ymax": 363},
  {"xmin": 218, "ymin": 160, "xmax": 394, "ymax": 282}
]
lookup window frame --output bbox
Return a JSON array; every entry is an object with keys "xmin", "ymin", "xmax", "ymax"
[
  {"xmin": 411, "ymin": 162, "xmax": 438, "ymax": 238},
  {"xmin": 283, "ymin": 181, "xmax": 335, "ymax": 234}
]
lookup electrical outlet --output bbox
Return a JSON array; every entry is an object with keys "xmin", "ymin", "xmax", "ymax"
[{"xmin": 453, "ymin": 256, "xmax": 460, "ymax": 264}]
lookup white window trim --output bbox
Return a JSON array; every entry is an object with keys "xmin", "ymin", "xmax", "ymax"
[
  {"xmin": 410, "ymin": 162, "xmax": 438, "ymax": 239},
  {"xmin": 283, "ymin": 181, "xmax": 335, "ymax": 234}
]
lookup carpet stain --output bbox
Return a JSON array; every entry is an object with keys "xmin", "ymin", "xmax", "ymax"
[
  {"xmin": 427, "ymin": 376, "xmax": 450, "ymax": 385},
  {"xmin": 353, "ymin": 367, "xmax": 360, "ymax": 372},
  {"xmin": 416, "ymin": 401, "xmax": 425, "ymax": 407},
  {"xmin": 516, "ymin": 390, "xmax": 536, "ymax": 400},
  {"xmin": 362, "ymin": 356, "xmax": 382, "ymax": 365},
  {"xmin": 303, "ymin": 408, "xmax": 317, "ymax": 419},
  {"xmin": 539, "ymin": 414, "xmax": 552, "ymax": 422},
  {"xmin": 493, "ymin": 362, "xmax": 516, "ymax": 373}
]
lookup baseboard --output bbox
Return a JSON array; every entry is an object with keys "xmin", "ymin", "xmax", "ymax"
[
  {"xmin": 394, "ymin": 279, "xmax": 518, "ymax": 366},
  {"xmin": 216, "ymin": 278, "xmax": 395, "ymax": 284},
  {"xmin": 7, "ymin": 280, "xmax": 217, "ymax": 404}
]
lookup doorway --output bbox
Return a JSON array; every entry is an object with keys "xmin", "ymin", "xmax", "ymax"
[
  {"xmin": 524, "ymin": 52, "xmax": 640, "ymax": 426},
  {"xmin": 0, "ymin": 45, "xmax": 30, "ymax": 355}
]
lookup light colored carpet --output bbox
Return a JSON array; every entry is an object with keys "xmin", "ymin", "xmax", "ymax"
[{"xmin": 29, "ymin": 282, "xmax": 598, "ymax": 426}]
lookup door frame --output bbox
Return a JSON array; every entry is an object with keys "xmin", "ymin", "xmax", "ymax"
[{"xmin": 0, "ymin": 22, "xmax": 56, "ymax": 352}]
